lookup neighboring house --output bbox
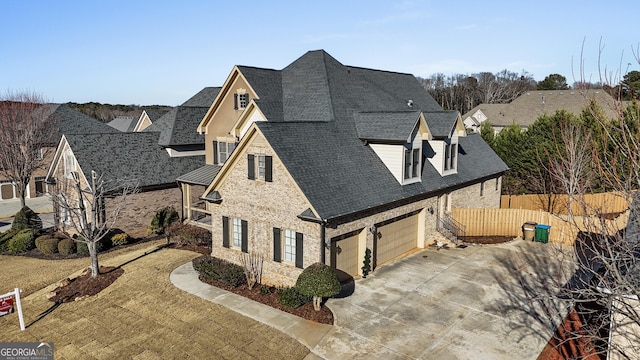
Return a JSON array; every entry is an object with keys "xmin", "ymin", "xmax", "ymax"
[
  {"xmin": 463, "ymin": 89, "xmax": 620, "ymax": 133},
  {"xmin": 143, "ymin": 87, "xmax": 221, "ymax": 157},
  {"xmin": 0, "ymin": 103, "xmax": 119, "ymax": 203},
  {"xmin": 108, "ymin": 109, "xmax": 171, "ymax": 133},
  {"xmin": 178, "ymin": 50, "xmax": 508, "ymax": 287},
  {"xmin": 46, "ymin": 132, "xmax": 204, "ymax": 237}
]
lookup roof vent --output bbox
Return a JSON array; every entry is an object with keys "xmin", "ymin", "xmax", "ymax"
[{"xmin": 407, "ymin": 99, "xmax": 414, "ymax": 108}]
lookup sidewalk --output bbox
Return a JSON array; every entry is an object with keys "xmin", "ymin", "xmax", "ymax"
[{"xmin": 0, "ymin": 196, "xmax": 54, "ymax": 219}]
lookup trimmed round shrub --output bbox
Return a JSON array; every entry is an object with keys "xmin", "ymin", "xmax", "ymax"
[
  {"xmin": 295, "ymin": 262, "xmax": 341, "ymax": 311},
  {"xmin": 35, "ymin": 236, "xmax": 60, "ymax": 255},
  {"xmin": 11, "ymin": 206, "xmax": 42, "ymax": 232},
  {"xmin": 8, "ymin": 229, "xmax": 36, "ymax": 254},
  {"xmin": 277, "ymin": 287, "xmax": 312, "ymax": 308},
  {"xmin": 110, "ymin": 233, "xmax": 129, "ymax": 247},
  {"xmin": 148, "ymin": 206, "xmax": 179, "ymax": 235},
  {"xmin": 58, "ymin": 238, "xmax": 77, "ymax": 255}
]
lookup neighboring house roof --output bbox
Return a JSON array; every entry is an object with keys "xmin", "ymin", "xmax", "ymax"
[
  {"xmin": 463, "ymin": 89, "xmax": 619, "ymax": 128},
  {"xmin": 176, "ymin": 164, "xmax": 222, "ymax": 186},
  {"xmin": 181, "ymin": 87, "xmax": 221, "ymax": 107},
  {"xmin": 143, "ymin": 108, "xmax": 170, "ymax": 122},
  {"xmin": 107, "ymin": 116, "xmax": 137, "ymax": 132},
  {"xmin": 144, "ymin": 106, "xmax": 208, "ymax": 147},
  {"xmin": 34, "ymin": 103, "xmax": 120, "ymax": 141},
  {"xmin": 61, "ymin": 132, "xmax": 204, "ymax": 189}
]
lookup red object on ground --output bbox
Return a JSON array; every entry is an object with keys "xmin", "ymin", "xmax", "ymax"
[{"xmin": 0, "ymin": 295, "xmax": 13, "ymax": 316}]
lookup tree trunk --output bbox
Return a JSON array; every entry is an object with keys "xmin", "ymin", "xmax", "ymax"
[
  {"xmin": 313, "ymin": 296, "xmax": 322, "ymax": 311},
  {"xmin": 89, "ymin": 241, "xmax": 100, "ymax": 278}
]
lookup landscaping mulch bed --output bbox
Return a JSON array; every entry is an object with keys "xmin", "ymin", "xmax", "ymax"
[
  {"xmin": 459, "ymin": 235, "xmax": 515, "ymax": 244},
  {"xmin": 48, "ymin": 266, "xmax": 124, "ymax": 303},
  {"xmin": 198, "ymin": 276, "xmax": 334, "ymax": 325}
]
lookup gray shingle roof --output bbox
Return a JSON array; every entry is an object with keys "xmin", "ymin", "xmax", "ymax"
[
  {"xmin": 144, "ymin": 106, "xmax": 207, "ymax": 146},
  {"xmin": 354, "ymin": 112, "xmax": 420, "ymax": 142},
  {"xmin": 107, "ymin": 116, "xmax": 137, "ymax": 132},
  {"xmin": 424, "ymin": 111, "xmax": 459, "ymax": 139},
  {"xmin": 38, "ymin": 104, "xmax": 120, "ymax": 141},
  {"xmin": 181, "ymin": 87, "xmax": 221, "ymax": 107},
  {"xmin": 176, "ymin": 164, "xmax": 222, "ymax": 186},
  {"xmin": 142, "ymin": 109, "xmax": 170, "ymax": 123},
  {"xmin": 64, "ymin": 132, "xmax": 204, "ymax": 189},
  {"xmin": 220, "ymin": 50, "xmax": 507, "ymax": 221}
]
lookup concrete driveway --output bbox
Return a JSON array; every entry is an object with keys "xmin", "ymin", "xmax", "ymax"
[{"xmin": 315, "ymin": 240, "xmax": 562, "ymax": 359}]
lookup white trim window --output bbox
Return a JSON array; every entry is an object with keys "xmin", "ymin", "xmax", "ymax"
[
  {"xmin": 284, "ymin": 229, "xmax": 296, "ymax": 262},
  {"xmin": 234, "ymin": 92, "xmax": 249, "ymax": 110},
  {"xmin": 217, "ymin": 141, "xmax": 236, "ymax": 164},
  {"xmin": 403, "ymin": 148, "xmax": 421, "ymax": 181},
  {"xmin": 232, "ymin": 217, "xmax": 242, "ymax": 248},
  {"xmin": 257, "ymin": 155, "xmax": 266, "ymax": 180},
  {"xmin": 444, "ymin": 142, "xmax": 457, "ymax": 172}
]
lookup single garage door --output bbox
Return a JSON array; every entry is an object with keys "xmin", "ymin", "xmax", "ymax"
[
  {"xmin": 331, "ymin": 231, "xmax": 360, "ymax": 278},
  {"xmin": 376, "ymin": 212, "xmax": 419, "ymax": 266}
]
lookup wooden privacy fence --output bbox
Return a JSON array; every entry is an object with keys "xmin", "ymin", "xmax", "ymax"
[
  {"xmin": 452, "ymin": 208, "xmax": 630, "ymax": 245},
  {"xmin": 500, "ymin": 192, "xmax": 630, "ymax": 215}
]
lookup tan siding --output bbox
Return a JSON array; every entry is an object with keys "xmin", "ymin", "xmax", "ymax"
[
  {"xmin": 370, "ymin": 143, "xmax": 404, "ymax": 183},
  {"xmin": 427, "ymin": 140, "xmax": 443, "ymax": 175}
]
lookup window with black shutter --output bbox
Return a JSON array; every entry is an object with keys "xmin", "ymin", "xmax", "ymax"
[
  {"xmin": 222, "ymin": 216, "xmax": 229, "ymax": 248},
  {"xmin": 295, "ymin": 232, "xmax": 304, "ymax": 269},
  {"xmin": 273, "ymin": 227, "xmax": 281, "ymax": 262}
]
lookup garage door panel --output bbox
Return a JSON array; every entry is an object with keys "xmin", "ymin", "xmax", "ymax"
[
  {"xmin": 377, "ymin": 214, "xmax": 418, "ymax": 265},
  {"xmin": 335, "ymin": 234, "xmax": 359, "ymax": 277}
]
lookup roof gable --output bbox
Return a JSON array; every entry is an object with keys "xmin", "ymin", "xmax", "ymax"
[{"xmin": 144, "ymin": 106, "xmax": 207, "ymax": 146}]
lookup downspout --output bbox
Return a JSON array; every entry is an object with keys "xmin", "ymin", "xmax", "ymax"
[{"xmin": 320, "ymin": 220, "xmax": 327, "ymax": 265}]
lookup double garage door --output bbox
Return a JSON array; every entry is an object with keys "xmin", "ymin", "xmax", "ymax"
[
  {"xmin": 332, "ymin": 211, "xmax": 419, "ymax": 277},
  {"xmin": 376, "ymin": 212, "xmax": 419, "ymax": 266}
]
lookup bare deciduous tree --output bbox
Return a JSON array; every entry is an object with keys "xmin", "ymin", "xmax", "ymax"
[
  {"xmin": 0, "ymin": 91, "xmax": 57, "ymax": 207},
  {"xmin": 52, "ymin": 170, "xmax": 138, "ymax": 278}
]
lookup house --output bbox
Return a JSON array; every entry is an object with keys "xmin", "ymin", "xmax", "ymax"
[
  {"xmin": 143, "ymin": 87, "xmax": 221, "ymax": 157},
  {"xmin": 108, "ymin": 108, "xmax": 171, "ymax": 133},
  {"xmin": 46, "ymin": 131, "xmax": 204, "ymax": 237},
  {"xmin": 463, "ymin": 89, "xmax": 620, "ymax": 133},
  {"xmin": 1, "ymin": 103, "xmax": 119, "ymax": 203},
  {"xmin": 178, "ymin": 50, "xmax": 508, "ymax": 286}
]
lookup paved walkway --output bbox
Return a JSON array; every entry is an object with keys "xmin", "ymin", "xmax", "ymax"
[{"xmin": 171, "ymin": 240, "xmax": 561, "ymax": 359}]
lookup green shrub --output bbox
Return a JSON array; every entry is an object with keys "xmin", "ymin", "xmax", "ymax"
[
  {"xmin": 35, "ymin": 236, "xmax": 59, "ymax": 255},
  {"xmin": 11, "ymin": 206, "xmax": 42, "ymax": 232},
  {"xmin": 0, "ymin": 229, "xmax": 18, "ymax": 252},
  {"xmin": 260, "ymin": 285, "xmax": 272, "ymax": 296},
  {"xmin": 277, "ymin": 287, "xmax": 312, "ymax": 308},
  {"xmin": 8, "ymin": 229, "xmax": 36, "ymax": 254},
  {"xmin": 148, "ymin": 206, "xmax": 179, "ymax": 235},
  {"xmin": 58, "ymin": 238, "xmax": 77, "ymax": 255},
  {"xmin": 295, "ymin": 262, "xmax": 341, "ymax": 298},
  {"xmin": 192, "ymin": 255, "xmax": 245, "ymax": 288},
  {"xmin": 110, "ymin": 233, "xmax": 129, "ymax": 246},
  {"xmin": 167, "ymin": 222, "xmax": 210, "ymax": 246}
]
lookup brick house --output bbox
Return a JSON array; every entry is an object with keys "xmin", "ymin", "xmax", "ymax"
[{"xmin": 178, "ymin": 50, "xmax": 508, "ymax": 286}]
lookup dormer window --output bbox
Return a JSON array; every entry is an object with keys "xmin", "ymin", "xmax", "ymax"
[
  {"xmin": 444, "ymin": 142, "xmax": 457, "ymax": 172},
  {"xmin": 234, "ymin": 92, "xmax": 249, "ymax": 110},
  {"xmin": 403, "ymin": 147, "xmax": 421, "ymax": 181}
]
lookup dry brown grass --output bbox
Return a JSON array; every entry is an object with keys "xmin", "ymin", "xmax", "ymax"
[{"xmin": 0, "ymin": 242, "xmax": 309, "ymax": 359}]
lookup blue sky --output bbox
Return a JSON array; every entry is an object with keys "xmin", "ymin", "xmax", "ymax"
[{"xmin": 2, "ymin": 0, "xmax": 638, "ymax": 106}]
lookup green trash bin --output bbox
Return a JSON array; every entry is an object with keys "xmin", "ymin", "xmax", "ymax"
[{"xmin": 535, "ymin": 224, "xmax": 551, "ymax": 243}]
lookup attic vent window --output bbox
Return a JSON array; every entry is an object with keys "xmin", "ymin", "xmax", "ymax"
[{"xmin": 234, "ymin": 93, "xmax": 249, "ymax": 110}]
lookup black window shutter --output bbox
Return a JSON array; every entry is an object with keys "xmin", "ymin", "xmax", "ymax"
[
  {"xmin": 212, "ymin": 141, "xmax": 218, "ymax": 164},
  {"xmin": 222, "ymin": 216, "xmax": 229, "ymax": 248},
  {"xmin": 295, "ymin": 232, "xmax": 304, "ymax": 269},
  {"xmin": 233, "ymin": 94, "xmax": 238, "ymax": 110},
  {"xmin": 247, "ymin": 154, "xmax": 255, "ymax": 180},
  {"xmin": 241, "ymin": 220, "xmax": 248, "ymax": 253},
  {"xmin": 265, "ymin": 156, "xmax": 273, "ymax": 182},
  {"xmin": 273, "ymin": 228, "xmax": 281, "ymax": 262}
]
